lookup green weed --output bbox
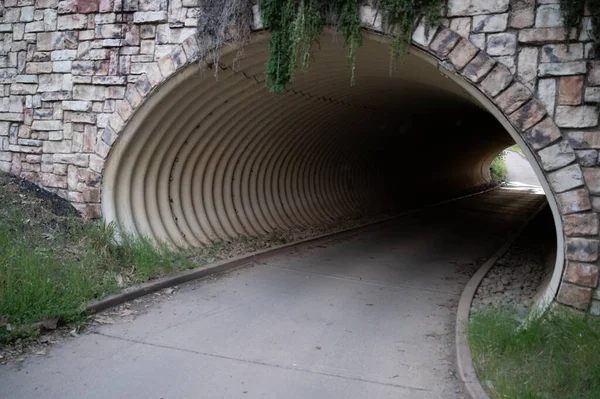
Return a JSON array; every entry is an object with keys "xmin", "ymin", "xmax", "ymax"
[{"xmin": 468, "ymin": 308, "xmax": 600, "ymax": 399}]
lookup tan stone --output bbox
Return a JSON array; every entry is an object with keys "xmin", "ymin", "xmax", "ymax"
[
  {"xmin": 557, "ymin": 283, "xmax": 593, "ymax": 309},
  {"xmin": 564, "ymin": 214, "xmax": 600, "ymax": 237},
  {"xmin": 558, "ymin": 76, "xmax": 584, "ymax": 105},
  {"xmin": 448, "ymin": 39, "xmax": 479, "ymax": 70},
  {"xmin": 496, "ymin": 82, "xmax": 532, "ymax": 114},
  {"xmin": 557, "ymin": 189, "xmax": 592, "ymax": 214},
  {"xmin": 462, "ymin": 52, "xmax": 495, "ymax": 83},
  {"xmin": 479, "ymin": 64, "xmax": 513, "ymax": 97}
]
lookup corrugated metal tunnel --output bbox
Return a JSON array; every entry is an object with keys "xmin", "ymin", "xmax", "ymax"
[{"xmin": 103, "ymin": 33, "xmax": 515, "ymax": 247}]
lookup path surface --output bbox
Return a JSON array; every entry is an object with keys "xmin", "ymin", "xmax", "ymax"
[
  {"xmin": 505, "ymin": 149, "xmax": 541, "ymax": 186},
  {"xmin": 0, "ymin": 188, "xmax": 545, "ymax": 399}
]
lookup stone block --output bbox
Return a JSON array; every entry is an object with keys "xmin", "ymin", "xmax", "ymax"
[
  {"xmin": 509, "ymin": 0, "xmax": 535, "ymax": 29},
  {"xmin": 557, "ymin": 283, "xmax": 593, "ymax": 309},
  {"xmin": 548, "ymin": 164, "xmax": 584, "ymax": 193},
  {"xmin": 589, "ymin": 62, "xmax": 600, "ymax": 86},
  {"xmin": 538, "ymin": 62, "xmax": 587, "ymax": 77},
  {"xmin": 509, "ymin": 99, "xmax": 546, "ymax": 131},
  {"xmin": 57, "ymin": 14, "xmax": 87, "ymax": 30},
  {"xmin": 566, "ymin": 237, "xmax": 600, "ymax": 262},
  {"xmin": 447, "ymin": 0, "xmax": 509, "ymax": 16},
  {"xmin": 555, "ymin": 106, "xmax": 599, "ymax": 128},
  {"xmin": 449, "ymin": 17, "xmax": 471, "ymax": 39},
  {"xmin": 519, "ymin": 27, "xmax": 576, "ymax": 44},
  {"xmin": 566, "ymin": 131, "xmax": 600, "ymax": 149},
  {"xmin": 462, "ymin": 51, "xmax": 495, "ymax": 83},
  {"xmin": 575, "ymin": 150, "xmax": 598, "ymax": 167},
  {"xmin": 472, "ymin": 13, "xmax": 508, "ymax": 33},
  {"xmin": 535, "ymin": 4, "xmax": 563, "ymax": 28},
  {"xmin": 62, "ymin": 100, "xmax": 92, "ymax": 111},
  {"xmin": 133, "ymin": 11, "xmax": 167, "ymax": 24},
  {"xmin": 73, "ymin": 84, "xmax": 106, "ymax": 101},
  {"xmin": 487, "ymin": 33, "xmax": 517, "ymax": 56},
  {"xmin": 564, "ymin": 214, "xmax": 600, "ymax": 237},
  {"xmin": 537, "ymin": 139, "xmax": 576, "ymax": 171},
  {"xmin": 31, "ymin": 120, "xmax": 63, "ymax": 131},
  {"xmin": 583, "ymin": 167, "xmax": 600, "ymax": 195},
  {"xmin": 38, "ymin": 172, "xmax": 67, "ymax": 189},
  {"xmin": 559, "ymin": 76, "xmax": 584, "ymax": 105},
  {"xmin": 479, "ymin": 64, "xmax": 513, "ymax": 97},
  {"xmin": 541, "ymin": 44, "xmax": 583, "ymax": 63},
  {"xmin": 537, "ymin": 78, "xmax": 557, "ymax": 117},
  {"xmin": 429, "ymin": 28, "xmax": 461, "ymax": 58},
  {"xmin": 517, "ymin": 47, "xmax": 538, "ymax": 90},
  {"xmin": 557, "ymin": 189, "xmax": 592, "ymax": 214},
  {"xmin": 585, "ymin": 87, "xmax": 600, "ymax": 103},
  {"xmin": 448, "ymin": 39, "xmax": 478, "ymax": 70}
]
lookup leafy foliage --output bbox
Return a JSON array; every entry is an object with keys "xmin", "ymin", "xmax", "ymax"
[{"xmin": 259, "ymin": 0, "xmax": 443, "ymax": 92}]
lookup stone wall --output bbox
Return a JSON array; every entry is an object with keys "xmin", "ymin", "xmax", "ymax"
[{"xmin": 0, "ymin": 0, "xmax": 599, "ymax": 313}]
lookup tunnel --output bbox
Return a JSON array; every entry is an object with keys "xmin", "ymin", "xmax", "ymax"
[{"xmin": 102, "ymin": 30, "xmax": 559, "ymax": 279}]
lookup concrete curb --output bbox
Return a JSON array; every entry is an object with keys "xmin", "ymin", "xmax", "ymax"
[
  {"xmin": 87, "ymin": 185, "xmax": 500, "ymax": 314},
  {"xmin": 455, "ymin": 201, "xmax": 548, "ymax": 399}
]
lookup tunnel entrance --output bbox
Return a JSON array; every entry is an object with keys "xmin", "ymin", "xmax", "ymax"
[{"xmin": 102, "ymin": 31, "xmax": 564, "ymax": 312}]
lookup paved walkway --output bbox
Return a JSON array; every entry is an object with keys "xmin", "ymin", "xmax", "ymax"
[
  {"xmin": 0, "ymin": 188, "xmax": 545, "ymax": 399},
  {"xmin": 505, "ymin": 149, "xmax": 541, "ymax": 187}
]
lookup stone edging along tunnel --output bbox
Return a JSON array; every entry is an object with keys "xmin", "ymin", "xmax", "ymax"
[{"xmin": 1, "ymin": 1, "xmax": 600, "ymax": 315}]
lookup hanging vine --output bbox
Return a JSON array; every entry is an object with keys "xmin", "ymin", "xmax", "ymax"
[{"xmin": 194, "ymin": 1, "xmax": 598, "ymax": 93}]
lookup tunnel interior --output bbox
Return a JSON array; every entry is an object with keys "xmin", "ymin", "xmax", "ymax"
[{"xmin": 103, "ymin": 32, "xmax": 530, "ymax": 248}]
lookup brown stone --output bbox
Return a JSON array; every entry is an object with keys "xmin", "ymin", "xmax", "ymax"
[
  {"xmin": 509, "ymin": 99, "xmax": 546, "ymax": 132},
  {"xmin": 523, "ymin": 117, "xmax": 562, "ymax": 150},
  {"xmin": 564, "ymin": 213, "xmax": 600, "ymax": 236},
  {"xmin": 564, "ymin": 261, "xmax": 600, "ymax": 288},
  {"xmin": 495, "ymin": 82, "xmax": 532, "ymax": 114},
  {"xmin": 479, "ymin": 64, "xmax": 513, "ymax": 97},
  {"xmin": 567, "ymin": 237, "xmax": 600, "ymax": 262},
  {"xmin": 462, "ymin": 52, "xmax": 495, "ymax": 83},
  {"xmin": 559, "ymin": 76, "xmax": 584, "ymax": 105},
  {"xmin": 557, "ymin": 189, "xmax": 592, "ymax": 214},
  {"xmin": 557, "ymin": 283, "xmax": 593, "ymax": 309},
  {"xmin": 429, "ymin": 28, "xmax": 461, "ymax": 58},
  {"xmin": 448, "ymin": 39, "xmax": 479, "ymax": 70},
  {"xmin": 583, "ymin": 167, "xmax": 600, "ymax": 194}
]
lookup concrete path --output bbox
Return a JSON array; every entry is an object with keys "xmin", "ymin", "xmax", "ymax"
[
  {"xmin": 505, "ymin": 149, "xmax": 541, "ymax": 187},
  {"xmin": 0, "ymin": 188, "xmax": 545, "ymax": 399}
]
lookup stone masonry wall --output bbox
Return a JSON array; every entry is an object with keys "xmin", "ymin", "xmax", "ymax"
[{"xmin": 0, "ymin": 0, "xmax": 600, "ymax": 313}]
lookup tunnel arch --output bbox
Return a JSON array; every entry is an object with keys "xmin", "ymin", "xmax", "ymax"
[{"xmin": 101, "ymin": 25, "xmax": 594, "ymax": 313}]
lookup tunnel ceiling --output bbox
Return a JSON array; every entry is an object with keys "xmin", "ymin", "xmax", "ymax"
[{"xmin": 103, "ymin": 32, "xmax": 515, "ymax": 247}]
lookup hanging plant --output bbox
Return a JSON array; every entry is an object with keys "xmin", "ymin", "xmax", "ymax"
[{"xmin": 194, "ymin": 1, "xmax": 595, "ymax": 92}]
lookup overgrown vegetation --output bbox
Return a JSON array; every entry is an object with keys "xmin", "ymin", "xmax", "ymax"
[
  {"xmin": 195, "ymin": 0, "xmax": 598, "ymax": 92},
  {"xmin": 509, "ymin": 144, "xmax": 523, "ymax": 155},
  {"xmin": 197, "ymin": 0, "xmax": 443, "ymax": 92},
  {"xmin": 469, "ymin": 308, "xmax": 600, "ymax": 399},
  {"xmin": 490, "ymin": 151, "xmax": 508, "ymax": 181}
]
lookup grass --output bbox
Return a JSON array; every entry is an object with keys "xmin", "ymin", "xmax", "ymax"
[
  {"xmin": 490, "ymin": 151, "xmax": 508, "ymax": 181},
  {"xmin": 510, "ymin": 144, "xmax": 523, "ymax": 154},
  {"xmin": 468, "ymin": 308, "xmax": 600, "ymax": 399},
  {"xmin": 0, "ymin": 172, "xmax": 204, "ymax": 344},
  {"xmin": 0, "ymin": 171, "xmax": 368, "ymax": 347}
]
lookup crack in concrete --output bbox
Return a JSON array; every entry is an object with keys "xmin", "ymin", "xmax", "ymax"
[{"xmin": 93, "ymin": 331, "xmax": 434, "ymax": 394}]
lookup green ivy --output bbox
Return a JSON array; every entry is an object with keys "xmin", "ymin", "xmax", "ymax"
[{"xmin": 260, "ymin": 0, "xmax": 442, "ymax": 92}]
